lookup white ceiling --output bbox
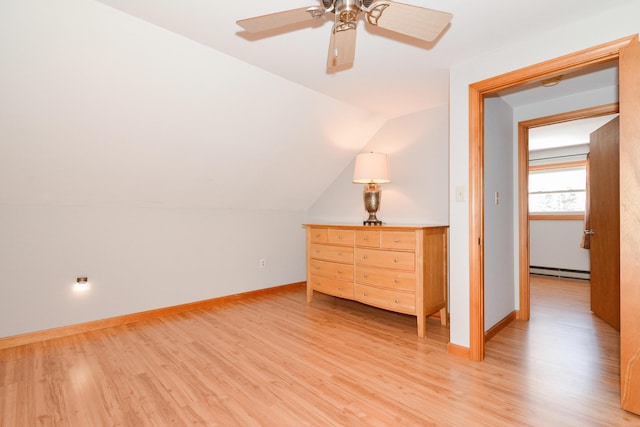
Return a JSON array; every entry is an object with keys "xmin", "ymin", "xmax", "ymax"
[
  {"xmin": 529, "ymin": 114, "xmax": 619, "ymax": 151},
  {"xmin": 502, "ymin": 61, "xmax": 620, "ymax": 151},
  {"xmin": 94, "ymin": 0, "xmax": 629, "ymax": 118}
]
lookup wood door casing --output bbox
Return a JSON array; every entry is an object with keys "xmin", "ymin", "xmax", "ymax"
[
  {"xmin": 619, "ymin": 37, "xmax": 640, "ymax": 415},
  {"xmin": 468, "ymin": 35, "xmax": 637, "ymax": 363},
  {"xmin": 588, "ymin": 117, "xmax": 620, "ymax": 330}
]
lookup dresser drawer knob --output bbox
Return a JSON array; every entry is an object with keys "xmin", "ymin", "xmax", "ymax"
[
  {"xmin": 363, "ymin": 273, "xmax": 368, "ymax": 278},
  {"xmin": 393, "ymin": 258, "xmax": 399, "ymax": 263},
  {"xmin": 364, "ymin": 292, "xmax": 368, "ymax": 297},
  {"xmin": 338, "ymin": 234, "xmax": 343, "ymax": 239},
  {"xmin": 363, "ymin": 236, "xmax": 368, "ymax": 240},
  {"xmin": 338, "ymin": 286, "xmax": 342, "ymax": 291},
  {"xmin": 395, "ymin": 298, "xmax": 399, "ymax": 303},
  {"xmin": 394, "ymin": 279, "xmax": 400, "ymax": 283},
  {"xmin": 338, "ymin": 252, "xmax": 343, "ymax": 256},
  {"xmin": 338, "ymin": 269, "xmax": 343, "ymax": 273},
  {"xmin": 394, "ymin": 238, "xmax": 400, "ymax": 243},
  {"xmin": 363, "ymin": 255, "xmax": 368, "ymax": 259}
]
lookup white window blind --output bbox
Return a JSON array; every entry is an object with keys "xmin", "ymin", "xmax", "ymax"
[{"xmin": 529, "ymin": 166, "xmax": 586, "ymax": 213}]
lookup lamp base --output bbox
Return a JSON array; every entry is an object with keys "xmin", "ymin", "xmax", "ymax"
[{"xmin": 362, "ymin": 183, "xmax": 383, "ymax": 226}]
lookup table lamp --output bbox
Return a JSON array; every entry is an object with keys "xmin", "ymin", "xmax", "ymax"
[{"xmin": 353, "ymin": 152, "xmax": 391, "ymax": 225}]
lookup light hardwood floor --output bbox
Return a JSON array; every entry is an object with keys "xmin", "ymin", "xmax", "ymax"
[{"xmin": 1, "ymin": 277, "xmax": 638, "ymax": 426}]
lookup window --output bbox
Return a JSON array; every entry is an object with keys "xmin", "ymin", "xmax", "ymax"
[{"xmin": 529, "ymin": 160, "xmax": 586, "ymax": 220}]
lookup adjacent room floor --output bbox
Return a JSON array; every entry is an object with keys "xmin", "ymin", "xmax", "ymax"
[{"xmin": 0, "ymin": 276, "xmax": 637, "ymax": 426}]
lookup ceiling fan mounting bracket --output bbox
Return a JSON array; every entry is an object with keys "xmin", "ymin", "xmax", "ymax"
[
  {"xmin": 365, "ymin": 3, "xmax": 389, "ymax": 26},
  {"xmin": 305, "ymin": 6, "xmax": 327, "ymax": 19},
  {"xmin": 335, "ymin": 20, "xmax": 357, "ymax": 33}
]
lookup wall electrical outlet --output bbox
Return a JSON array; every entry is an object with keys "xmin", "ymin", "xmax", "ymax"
[
  {"xmin": 455, "ymin": 186, "xmax": 466, "ymax": 202},
  {"xmin": 259, "ymin": 259, "xmax": 266, "ymax": 268}
]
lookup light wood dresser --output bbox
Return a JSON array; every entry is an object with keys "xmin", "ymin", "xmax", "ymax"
[{"xmin": 304, "ymin": 224, "xmax": 448, "ymax": 337}]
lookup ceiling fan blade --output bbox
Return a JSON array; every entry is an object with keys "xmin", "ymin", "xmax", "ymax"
[
  {"xmin": 365, "ymin": 1, "xmax": 452, "ymax": 42},
  {"xmin": 237, "ymin": 7, "xmax": 325, "ymax": 33},
  {"xmin": 327, "ymin": 25, "xmax": 357, "ymax": 68}
]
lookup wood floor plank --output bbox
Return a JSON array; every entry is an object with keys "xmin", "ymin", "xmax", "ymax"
[{"xmin": 1, "ymin": 277, "xmax": 638, "ymax": 425}]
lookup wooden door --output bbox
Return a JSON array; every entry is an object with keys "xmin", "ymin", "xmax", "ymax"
[
  {"xmin": 588, "ymin": 117, "xmax": 620, "ymax": 330},
  {"xmin": 620, "ymin": 37, "xmax": 640, "ymax": 415}
]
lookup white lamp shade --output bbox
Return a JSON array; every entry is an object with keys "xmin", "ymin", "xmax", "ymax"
[{"xmin": 353, "ymin": 152, "xmax": 391, "ymax": 184}]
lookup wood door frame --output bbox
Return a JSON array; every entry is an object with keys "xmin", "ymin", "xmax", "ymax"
[
  {"xmin": 468, "ymin": 35, "xmax": 637, "ymax": 362},
  {"xmin": 517, "ymin": 103, "xmax": 619, "ymax": 321}
]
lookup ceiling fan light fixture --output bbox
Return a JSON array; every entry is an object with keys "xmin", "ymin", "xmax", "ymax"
[
  {"xmin": 541, "ymin": 76, "xmax": 562, "ymax": 87},
  {"xmin": 336, "ymin": 0, "xmax": 360, "ymax": 22}
]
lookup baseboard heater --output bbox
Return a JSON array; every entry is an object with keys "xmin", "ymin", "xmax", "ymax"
[{"xmin": 530, "ymin": 265, "xmax": 590, "ymax": 281}]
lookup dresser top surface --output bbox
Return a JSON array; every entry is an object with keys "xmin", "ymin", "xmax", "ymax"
[{"xmin": 303, "ymin": 224, "xmax": 448, "ymax": 231}]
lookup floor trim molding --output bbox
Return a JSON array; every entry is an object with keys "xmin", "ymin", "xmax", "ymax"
[
  {"xmin": 484, "ymin": 310, "xmax": 517, "ymax": 343},
  {"xmin": 447, "ymin": 342, "xmax": 470, "ymax": 359},
  {"xmin": 0, "ymin": 282, "xmax": 305, "ymax": 350}
]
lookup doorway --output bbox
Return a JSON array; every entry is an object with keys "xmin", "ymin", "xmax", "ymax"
[
  {"xmin": 467, "ymin": 35, "xmax": 640, "ymax": 413},
  {"xmin": 517, "ymin": 104, "xmax": 619, "ymax": 321}
]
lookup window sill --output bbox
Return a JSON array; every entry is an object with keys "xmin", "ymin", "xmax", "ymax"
[{"xmin": 529, "ymin": 214, "xmax": 585, "ymax": 221}]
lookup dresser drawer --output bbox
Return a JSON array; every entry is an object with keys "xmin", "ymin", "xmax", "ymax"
[
  {"xmin": 310, "ymin": 275, "xmax": 354, "ymax": 299},
  {"xmin": 309, "ymin": 228, "xmax": 328, "ymax": 244},
  {"xmin": 356, "ymin": 266, "xmax": 415, "ymax": 292},
  {"xmin": 355, "ymin": 229, "xmax": 380, "ymax": 247},
  {"xmin": 310, "ymin": 244, "xmax": 354, "ymax": 263},
  {"xmin": 328, "ymin": 229, "xmax": 355, "ymax": 245},
  {"xmin": 355, "ymin": 248, "xmax": 415, "ymax": 271},
  {"xmin": 310, "ymin": 259, "xmax": 354, "ymax": 281},
  {"xmin": 355, "ymin": 284, "xmax": 415, "ymax": 315},
  {"xmin": 381, "ymin": 230, "xmax": 416, "ymax": 250}
]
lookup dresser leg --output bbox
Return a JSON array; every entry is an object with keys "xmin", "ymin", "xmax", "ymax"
[
  {"xmin": 306, "ymin": 285, "xmax": 313, "ymax": 303},
  {"xmin": 417, "ymin": 316, "xmax": 426, "ymax": 337}
]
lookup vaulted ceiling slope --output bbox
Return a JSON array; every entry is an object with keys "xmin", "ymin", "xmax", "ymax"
[
  {"xmin": 1, "ymin": 1, "xmax": 632, "ymax": 212},
  {"xmin": 0, "ymin": 0, "xmax": 386, "ymax": 211}
]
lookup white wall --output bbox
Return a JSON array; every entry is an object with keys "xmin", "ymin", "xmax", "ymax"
[
  {"xmin": 0, "ymin": 1, "xmax": 386, "ymax": 338},
  {"xmin": 307, "ymin": 105, "xmax": 450, "ymax": 226},
  {"xmin": 0, "ymin": 0, "xmax": 385, "ymax": 212},
  {"xmin": 483, "ymin": 97, "xmax": 515, "ymax": 330},
  {"xmin": 0, "ymin": 205, "xmax": 306, "ymax": 338},
  {"xmin": 449, "ymin": 2, "xmax": 640, "ymax": 348},
  {"xmin": 530, "ymin": 221, "xmax": 589, "ymax": 271}
]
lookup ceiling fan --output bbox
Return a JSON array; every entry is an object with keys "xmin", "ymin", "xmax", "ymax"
[{"xmin": 237, "ymin": 0, "xmax": 452, "ymax": 70}]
